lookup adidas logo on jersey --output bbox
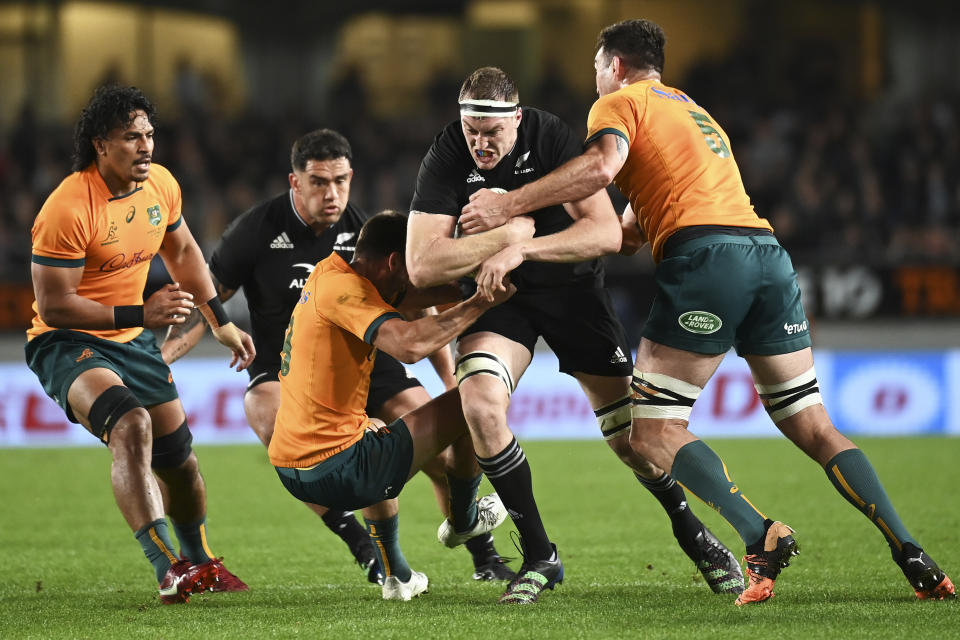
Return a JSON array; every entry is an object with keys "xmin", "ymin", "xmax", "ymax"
[
  {"xmin": 466, "ymin": 170, "xmax": 485, "ymax": 184},
  {"xmin": 270, "ymin": 232, "xmax": 294, "ymax": 249},
  {"xmin": 610, "ymin": 346, "xmax": 628, "ymax": 364}
]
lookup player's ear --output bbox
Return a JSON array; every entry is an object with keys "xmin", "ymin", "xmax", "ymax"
[
  {"xmin": 387, "ymin": 251, "xmax": 404, "ymax": 274},
  {"xmin": 613, "ymin": 55, "xmax": 627, "ymax": 82},
  {"xmin": 288, "ymin": 172, "xmax": 299, "ymax": 192}
]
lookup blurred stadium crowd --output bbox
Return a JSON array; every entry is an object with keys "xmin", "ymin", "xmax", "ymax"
[{"xmin": 2, "ymin": 46, "xmax": 958, "ymax": 291}]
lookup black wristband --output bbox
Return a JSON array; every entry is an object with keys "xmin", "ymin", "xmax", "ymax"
[
  {"xmin": 114, "ymin": 305, "xmax": 144, "ymax": 329},
  {"xmin": 205, "ymin": 296, "xmax": 230, "ymax": 327}
]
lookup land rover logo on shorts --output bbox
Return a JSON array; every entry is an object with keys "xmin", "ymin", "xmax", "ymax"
[
  {"xmin": 147, "ymin": 205, "xmax": 161, "ymax": 226},
  {"xmin": 678, "ymin": 311, "xmax": 722, "ymax": 334}
]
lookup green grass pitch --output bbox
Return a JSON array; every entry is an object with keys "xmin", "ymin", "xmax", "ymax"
[{"xmin": 2, "ymin": 437, "xmax": 957, "ymax": 639}]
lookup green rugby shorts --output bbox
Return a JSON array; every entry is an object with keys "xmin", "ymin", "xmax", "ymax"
[
  {"xmin": 275, "ymin": 419, "xmax": 414, "ymax": 511},
  {"xmin": 24, "ymin": 329, "xmax": 178, "ymax": 424},
  {"xmin": 642, "ymin": 233, "xmax": 812, "ymax": 356}
]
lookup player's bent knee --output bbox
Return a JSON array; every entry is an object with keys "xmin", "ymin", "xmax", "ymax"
[
  {"xmin": 151, "ymin": 420, "xmax": 194, "ymax": 469},
  {"xmin": 596, "ymin": 394, "xmax": 632, "ymax": 440},
  {"xmin": 456, "ymin": 351, "xmax": 515, "ymax": 396},
  {"xmin": 631, "ymin": 370, "xmax": 701, "ymax": 421},
  {"xmin": 88, "ymin": 385, "xmax": 144, "ymax": 443},
  {"xmin": 755, "ymin": 367, "xmax": 823, "ymax": 423}
]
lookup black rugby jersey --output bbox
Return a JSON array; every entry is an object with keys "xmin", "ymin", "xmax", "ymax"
[
  {"xmin": 410, "ymin": 107, "xmax": 603, "ymax": 290},
  {"xmin": 209, "ymin": 191, "xmax": 368, "ymax": 370}
]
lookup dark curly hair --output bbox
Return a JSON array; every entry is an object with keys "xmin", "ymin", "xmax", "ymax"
[
  {"xmin": 72, "ymin": 84, "xmax": 157, "ymax": 172},
  {"xmin": 596, "ymin": 19, "xmax": 666, "ymax": 75},
  {"xmin": 290, "ymin": 128, "xmax": 352, "ymax": 172}
]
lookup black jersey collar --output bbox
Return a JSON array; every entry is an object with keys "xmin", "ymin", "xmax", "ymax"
[{"xmin": 288, "ymin": 189, "xmax": 311, "ymax": 230}]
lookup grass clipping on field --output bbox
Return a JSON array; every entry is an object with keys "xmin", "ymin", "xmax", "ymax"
[{"xmin": 1, "ymin": 437, "xmax": 957, "ymax": 639}]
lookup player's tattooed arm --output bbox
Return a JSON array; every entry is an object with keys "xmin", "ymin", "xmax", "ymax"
[
  {"xmin": 161, "ymin": 270, "xmax": 238, "ymax": 364},
  {"xmin": 161, "ymin": 309, "xmax": 205, "ymax": 364},
  {"xmin": 615, "ymin": 136, "xmax": 627, "ymax": 161}
]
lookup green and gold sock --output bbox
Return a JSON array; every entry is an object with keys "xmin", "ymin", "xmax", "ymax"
[
  {"xmin": 826, "ymin": 448, "xmax": 918, "ymax": 559},
  {"xmin": 172, "ymin": 517, "xmax": 213, "ymax": 564},
  {"xmin": 671, "ymin": 440, "xmax": 768, "ymax": 547},
  {"xmin": 135, "ymin": 518, "xmax": 179, "ymax": 581},
  {"xmin": 364, "ymin": 514, "xmax": 411, "ymax": 582}
]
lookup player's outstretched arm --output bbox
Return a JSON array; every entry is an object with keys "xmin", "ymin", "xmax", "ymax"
[
  {"xmin": 373, "ymin": 281, "xmax": 516, "ymax": 364},
  {"xmin": 406, "ymin": 211, "xmax": 534, "ymax": 288},
  {"xmin": 459, "ymin": 133, "xmax": 626, "ymax": 233},
  {"xmin": 412, "ymin": 307, "xmax": 458, "ymax": 390},
  {"xmin": 472, "ymin": 188, "xmax": 621, "ymax": 301}
]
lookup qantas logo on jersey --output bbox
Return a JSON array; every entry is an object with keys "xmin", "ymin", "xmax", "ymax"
[
  {"xmin": 288, "ymin": 262, "xmax": 316, "ymax": 289},
  {"xmin": 270, "ymin": 232, "xmax": 295, "ymax": 249},
  {"xmin": 466, "ymin": 170, "xmax": 485, "ymax": 184}
]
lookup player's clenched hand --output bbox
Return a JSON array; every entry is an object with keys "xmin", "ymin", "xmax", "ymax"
[
  {"xmin": 506, "ymin": 215, "xmax": 535, "ymax": 243},
  {"xmin": 143, "ymin": 283, "xmax": 194, "ymax": 329},
  {"xmin": 211, "ymin": 322, "xmax": 256, "ymax": 371},
  {"xmin": 475, "ymin": 245, "xmax": 524, "ymax": 302},
  {"xmin": 460, "ymin": 188, "xmax": 513, "ymax": 234}
]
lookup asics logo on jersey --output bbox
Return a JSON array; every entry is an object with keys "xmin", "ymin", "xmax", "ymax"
[
  {"xmin": 466, "ymin": 170, "xmax": 485, "ymax": 184},
  {"xmin": 270, "ymin": 232, "xmax": 295, "ymax": 249},
  {"xmin": 610, "ymin": 346, "xmax": 628, "ymax": 364}
]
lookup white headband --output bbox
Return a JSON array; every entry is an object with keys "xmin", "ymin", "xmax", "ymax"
[{"xmin": 459, "ymin": 99, "xmax": 519, "ymax": 118}]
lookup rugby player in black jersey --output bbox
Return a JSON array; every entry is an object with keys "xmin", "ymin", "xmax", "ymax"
[
  {"xmin": 406, "ymin": 67, "xmax": 743, "ymax": 604},
  {"xmin": 162, "ymin": 129, "xmax": 513, "ymax": 583}
]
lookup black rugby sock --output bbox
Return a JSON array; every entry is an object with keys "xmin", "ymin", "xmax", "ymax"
[
  {"xmin": 465, "ymin": 532, "xmax": 499, "ymax": 565},
  {"xmin": 635, "ymin": 472, "xmax": 703, "ymax": 543},
  {"xmin": 477, "ymin": 437, "xmax": 552, "ymax": 562},
  {"xmin": 321, "ymin": 509, "xmax": 371, "ymax": 556}
]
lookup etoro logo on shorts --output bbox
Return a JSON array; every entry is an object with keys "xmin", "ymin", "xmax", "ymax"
[{"xmin": 678, "ymin": 310, "xmax": 722, "ymax": 334}]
